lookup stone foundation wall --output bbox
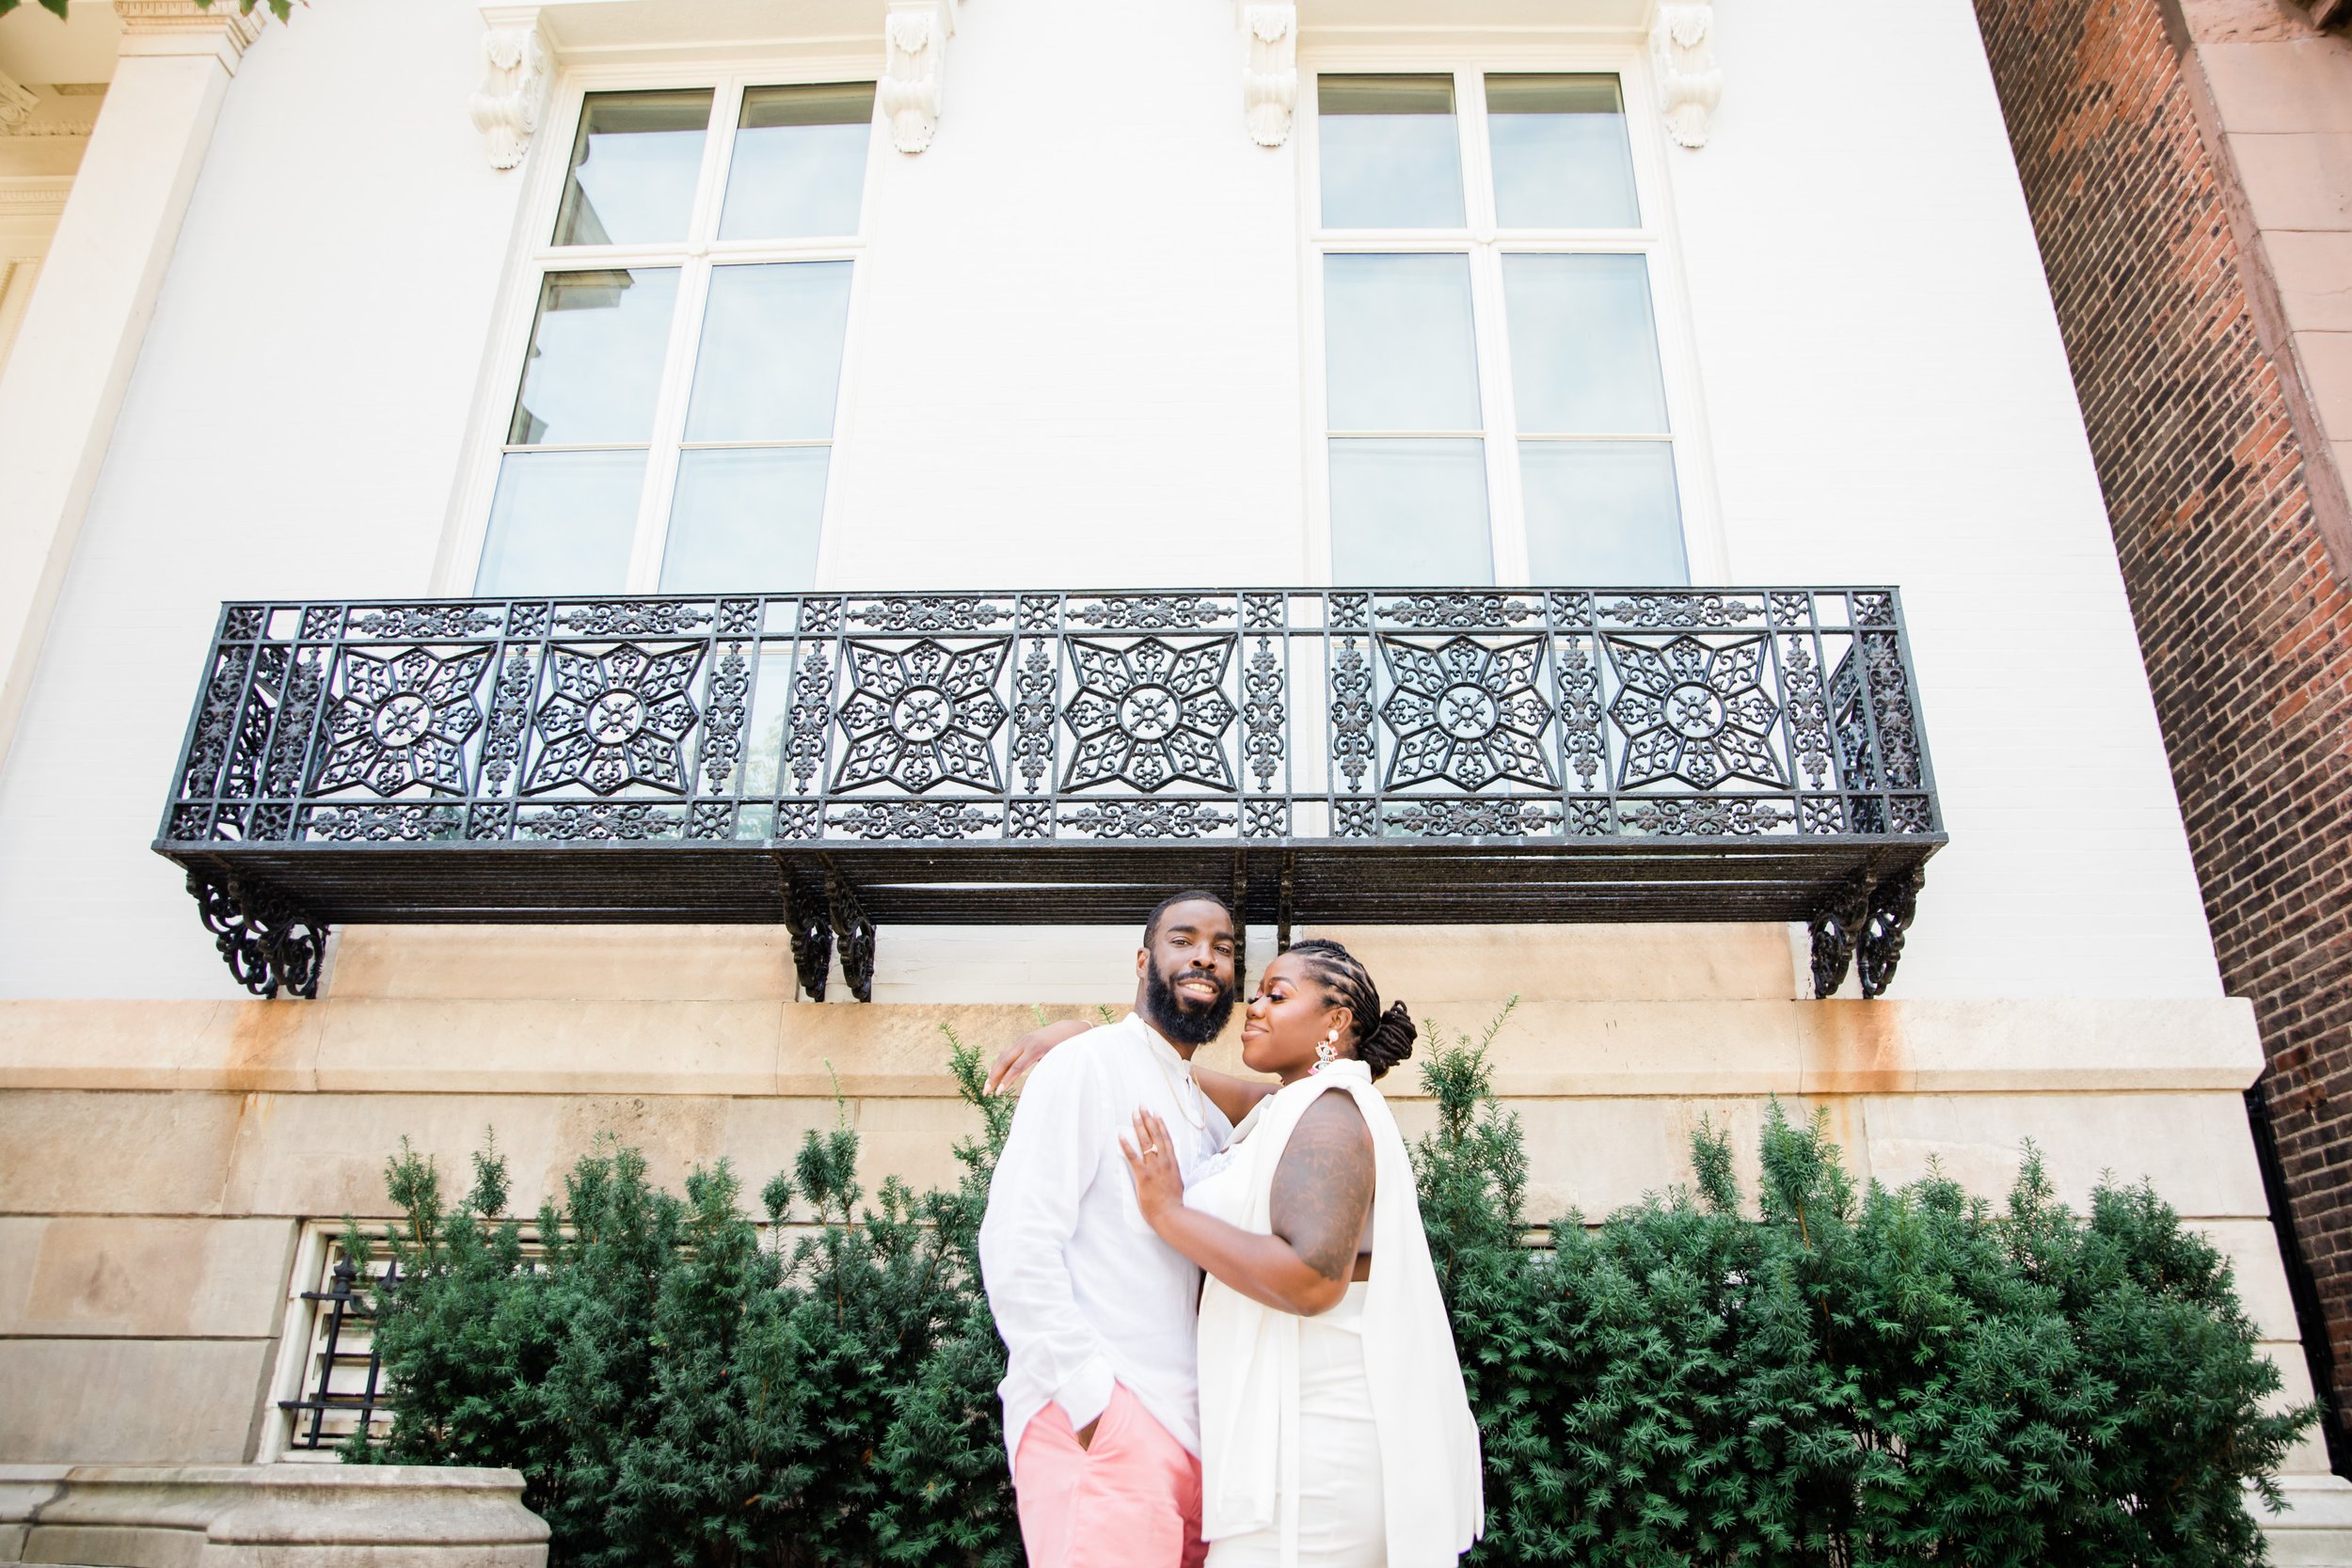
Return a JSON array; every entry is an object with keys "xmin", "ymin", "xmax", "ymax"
[{"xmin": 0, "ymin": 921, "xmax": 2346, "ymax": 1552}]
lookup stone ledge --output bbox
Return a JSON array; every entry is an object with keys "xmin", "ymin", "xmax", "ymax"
[
  {"xmin": 0, "ymin": 996, "xmax": 2266, "ymax": 1100},
  {"xmin": 0, "ymin": 1463, "xmax": 545, "ymax": 1566},
  {"xmin": 2258, "ymin": 1473, "xmax": 2352, "ymax": 1566}
]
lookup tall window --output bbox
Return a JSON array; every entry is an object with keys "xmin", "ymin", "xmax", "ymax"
[
  {"xmin": 1314, "ymin": 71, "xmax": 1691, "ymax": 587},
  {"xmin": 476, "ymin": 81, "xmax": 875, "ymax": 596}
]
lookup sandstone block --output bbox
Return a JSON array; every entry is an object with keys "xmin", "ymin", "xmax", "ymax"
[
  {"xmin": 0, "ymin": 1341, "xmax": 270, "ymax": 1464},
  {"xmin": 0, "ymin": 1093, "xmax": 241, "ymax": 1215},
  {"xmin": 0, "ymin": 1217, "xmax": 293, "ymax": 1338},
  {"xmin": 3, "ymin": 1463, "xmax": 545, "ymax": 1568},
  {"xmin": 1860, "ymin": 1091, "xmax": 2268, "ymax": 1218}
]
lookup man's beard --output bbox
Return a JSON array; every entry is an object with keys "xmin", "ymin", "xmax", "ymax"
[{"xmin": 1141, "ymin": 961, "xmax": 1236, "ymax": 1048}]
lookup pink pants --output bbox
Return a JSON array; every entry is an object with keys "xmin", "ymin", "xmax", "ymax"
[{"xmin": 1013, "ymin": 1384, "xmax": 1207, "ymax": 1568}]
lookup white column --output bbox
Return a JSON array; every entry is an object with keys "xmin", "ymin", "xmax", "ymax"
[{"xmin": 0, "ymin": 0, "xmax": 260, "ymax": 773}]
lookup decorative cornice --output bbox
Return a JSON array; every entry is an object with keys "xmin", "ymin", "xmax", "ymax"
[
  {"xmin": 113, "ymin": 0, "xmax": 264, "ymax": 63},
  {"xmin": 0, "ymin": 177, "xmax": 76, "ymax": 217},
  {"xmin": 469, "ymin": 7, "xmax": 553, "ymax": 171},
  {"xmin": 1649, "ymin": 0, "xmax": 1720, "ymax": 150},
  {"xmin": 879, "ymin": 0, "xmax": 954, "ymax": 154},
  {"xmin": 1239, "ymin": 1, "xmax": 1296, "ymax": 147}
]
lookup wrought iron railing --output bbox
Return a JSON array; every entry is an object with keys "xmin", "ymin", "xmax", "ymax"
[
  {"xmin": 156, "ymin": 587, "xmax": 1942, "ymax": 1001},
  {"xmin": 278, "ymin": 1251, "xmax": 392, "ymax": 1452}
]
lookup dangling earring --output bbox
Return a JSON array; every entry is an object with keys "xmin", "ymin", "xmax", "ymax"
[{"xmin": 1312, "ymin": 1030, "xmax": 1338, "ymax": 1073}]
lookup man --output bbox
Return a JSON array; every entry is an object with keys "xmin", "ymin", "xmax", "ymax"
[{"xmin": 977, "ymin": 891, "xmax": 1242, "ymax": 1568}]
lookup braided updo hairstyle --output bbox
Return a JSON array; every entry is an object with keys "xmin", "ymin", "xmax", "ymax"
[{"xmin": 1285, "ymin": 938, "xmax": 1417, "ymax": 1080}]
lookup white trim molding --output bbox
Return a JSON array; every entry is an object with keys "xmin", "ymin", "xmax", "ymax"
[
  {"xmin": 880, "ymin": 0, "xmax": 954, "ymax": 153},
  {"xmin": 471, "ymin": 6, "xmax": 553, "ymax": 171},
  {"xmin": 1648, "ymin": 0, "xmax": 1719, "ymax": 149},
  {"xmin": 1240, "ymin": 1, "xmax": 1298, "ymax": 147},
  {"xmin": 112, "ymin": 0, "xmax": 263, "ymax": 66}
]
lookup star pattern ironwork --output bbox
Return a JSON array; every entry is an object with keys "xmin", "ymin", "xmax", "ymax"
[
  {"xmin": 1378, "ymin": 636, "xmax": 1553, "ymax": 791},
  {"xmin": 313, "ymin": 646, "xmax": 491, "ymax": 796},
  {"xmin": 528, "ymin": 644, "xmax": 704, "ymax": 795},
  {"xmin": 1063, "ymin": 637, "xmax": 1237, "ymax": 791},
  {"xmin": 1606, "ymin": 634, "xmax": 1785, "ymax": 789},
  {"xmin": 834, "ymin": 638, "xmax": 1009, "ymax": 793}
]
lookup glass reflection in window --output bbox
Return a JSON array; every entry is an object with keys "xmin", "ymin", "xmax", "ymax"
[
  {"xmin": 721, "ymin": 84, "xmax": 876, "ymax": 240},
  {"xmin": 552, "ymin": 91, "xmax": 714, "ymax": 247}
]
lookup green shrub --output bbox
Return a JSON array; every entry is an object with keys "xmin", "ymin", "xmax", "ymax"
[
  {"xmin": 348, "ymin": 1033, "xmax": 1015, "ymax": 1568},
  {"xmin": 1413, "ymin": 1006, "xmax": 2315, "ymax": 1567},
  {"xmin": 350, "ymin": 1012, "xmax": 2312, "ymax": 1568}
]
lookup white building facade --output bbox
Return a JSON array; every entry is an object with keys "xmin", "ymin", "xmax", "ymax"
[{"xmin": 0, "ymin": 0, "xmax": 2344, "ymax": 1554}]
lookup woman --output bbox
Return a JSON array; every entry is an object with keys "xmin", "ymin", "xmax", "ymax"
[{"xmin": 1119, "ymin": 939, "xmax": 1484, "ymax": 1568}]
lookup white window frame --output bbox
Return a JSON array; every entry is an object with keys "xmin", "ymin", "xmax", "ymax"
[
  {"xmin": 1296, "ymin": 44, "xmax": 1727, "ymax": 588},
  {"xmin": 436, "ymin": 57, "xmax": 887, "ymax": 597}
]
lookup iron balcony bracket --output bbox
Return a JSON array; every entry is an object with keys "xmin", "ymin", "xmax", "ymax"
[
  {"xmin": 784, "ymin": 876, "xmax": 833, "ymax": 1002},
  {"xmin": 828, "ymin": 868, "xmax": 876, "ymax": 1004},
  {"xmin": 185, "ymin": 863, "xmax": 329, "ymax": 1000},
  {"xmin": 780, "ymin": 864, "xmax": 877, "ymax": 1002},
  {"xmin": 1807, "ymin": 865, "xmax": 1927, "ymax": 1000}
]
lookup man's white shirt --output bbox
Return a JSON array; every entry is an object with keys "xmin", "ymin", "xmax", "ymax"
[{"xmin": 979, "ymin": 1011, "xmax": 1232, "ymax": 1465}]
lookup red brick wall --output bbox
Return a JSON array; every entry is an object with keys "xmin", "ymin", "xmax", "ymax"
[{"xmin": 1971, "ymin": 0, "xmax": 2352, "ymax": 1441}]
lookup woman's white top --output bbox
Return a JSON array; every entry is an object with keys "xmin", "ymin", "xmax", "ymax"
[{"xmin": 1184, "ymin": 1060, "xmax": 1485, "ymax": 1567}]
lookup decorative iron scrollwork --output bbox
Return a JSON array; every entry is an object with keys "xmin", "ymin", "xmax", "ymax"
[
  {"xmin": 160, "ymin": 587, "xmax": 1941, "ymax": 1004},
  {"xmin": 1857, "ymin": 865, "xmax": 1924, "ymax": 999},
  {"xmin": 786, "ymin": 879, "xmax": 832, "ymax": 1002},
  {"xmin": 1380, "ymin": 636, "xmax": 1552, "ymax": 791},
  {"xmin": 186, "ymin": 866, "xmax": 327, "ymax": 1000},
  {"xmin": 829, "ymin": 872, "xmax": 876, "ymax": 1004},
  {"xmin": 1808, "ymin": 866, "xmax": 1927, "ymax": 999},
  {"xmin": 1808, "ymin": 875, "xmax": 1872, "ymax": 999}
]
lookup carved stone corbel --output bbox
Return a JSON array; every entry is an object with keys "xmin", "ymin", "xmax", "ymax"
[
  {"xmin": 1239, "ymin": 1, "xmax": 1297, "ymax": 148},
  {"xmin": 0, "ymin": 72, "xmax": 37, "ymax": 136},
  {"xmin": 470, "ymin": 8, "xmax": 552, "ymax": 172},
  {"xmin": 1649, "ymin": 0, "xmax": 1721, "ymax": 150},
  {"xmin": 881, "ymin": 0, "xmax": 956, "ymax": 154}
]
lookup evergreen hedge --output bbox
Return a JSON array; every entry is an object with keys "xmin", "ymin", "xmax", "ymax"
[{"xmin": 348, "ymin": 1013, "xmax": 2312, "ymax": 1566}]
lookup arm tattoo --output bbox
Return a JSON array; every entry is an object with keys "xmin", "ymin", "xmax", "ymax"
[{"xmin": 1269, "ymin": 1093, "xmax": 1375, "ymax": 1284}]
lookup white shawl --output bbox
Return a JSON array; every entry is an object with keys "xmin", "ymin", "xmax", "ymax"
[{"xmin": 1193, "ymin": 1061, "xmax": 1485, "ymax": 1566}]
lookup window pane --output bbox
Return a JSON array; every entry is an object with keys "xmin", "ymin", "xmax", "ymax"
[
  {"xmin": 1318, "ymin": 75, "xmax": 1466, "ymax": 229},
  {"xmin": 1486, "ymin": 74, "xmax": 1640, "ymax": 229},
  {"xmin": 476, "ymin": 450, "xmax": 646, "ymax": 595},
  {"xmin": 683, "ymin": 262, "xmax": 854, "ymax": 442},
  {"xmin": 1520, "ymin": 441, "xmax": 1687, "ymax": 583},
  {"xmin": 1328, "ymin": 438, "xmax": 1492, "ymax": 584},
  {"xmin": 1501, "ymin": 254, "xmax": 1669, "ymax": 434},
  {"xmin": 507, "ymin": 269, "xmax": 680, "ymax": 447},
  {"xmin": 553, "ymin": 90, "xmax": 713, "ymax": 246},
  {"xmin": 1324, "ymin": 254, "xmax": 1482, "ymax": 433},
  {"xmin": 660, "ymin": 448, "xmax": 830, "ymax": 593},
  {"xmin": 721, "ymin": 84, "xmax": 876, "ymax": 240}
]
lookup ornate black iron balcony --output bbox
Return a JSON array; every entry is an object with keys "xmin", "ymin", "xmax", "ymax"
[{"xmin": 155, "ymin": 588, "xmax": 1941, "ymax": 1002}]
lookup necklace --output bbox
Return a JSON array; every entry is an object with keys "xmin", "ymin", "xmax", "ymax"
[{"xmin": 1144, "ymin": 1028, "xmax": 1209, "ymax": 1131}]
